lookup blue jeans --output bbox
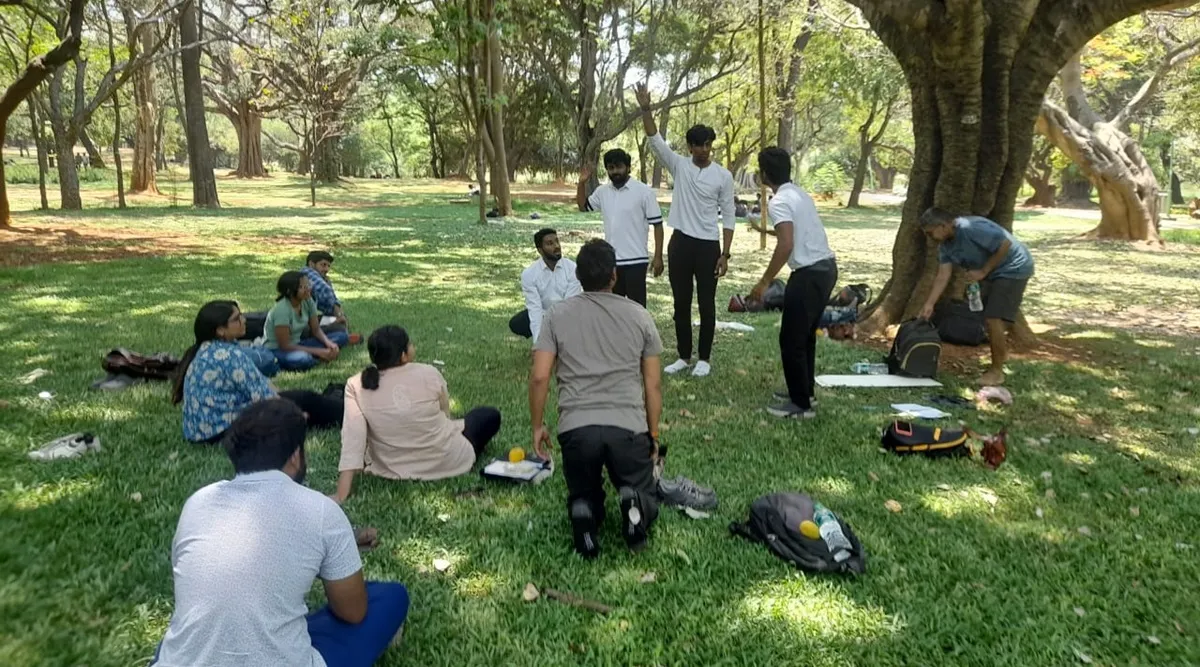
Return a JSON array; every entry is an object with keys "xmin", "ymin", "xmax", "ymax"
[
  {"xmin": 240, "ymin": 344, "xmax": 280, "ymax": 378},
  {"xmin": 150, "ymin": 581, "xmax": 408, "ymax": 667},
  {"xmin": 309, "ymin": 581, "xmax": 410, "ymax": 667},
  {"xmin": 273, "ymin": 330, "xmax": 350, "ymax": 372}
]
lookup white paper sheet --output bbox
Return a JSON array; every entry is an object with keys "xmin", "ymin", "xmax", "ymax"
[
  {"xmin": 891, "ymin": 403, "xmax": 951, "ymax": 419},
  {"xmin": 815, "ymin": 374, "xmax": 943, "ymax": 388}
]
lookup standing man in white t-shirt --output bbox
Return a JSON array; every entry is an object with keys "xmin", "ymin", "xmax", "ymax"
[
  {"xmin": 575, "ymin": 148, "xmax": 664, "ymax": 307},
  {"xmin": 152, "ymin": 399, "xmax": 410, "ymax": 667},
  {"xmin": 636, "ymin": 83, "xmax": 736, "ymax": 378},
  {"xmin": 749, "ymin": 147, "xmax": 838, "ymax": 420}
]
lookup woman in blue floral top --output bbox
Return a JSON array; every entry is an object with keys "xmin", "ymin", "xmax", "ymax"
[{"xmin": 172, "ymin": 301, "xmax": 343, "ymax": 443}]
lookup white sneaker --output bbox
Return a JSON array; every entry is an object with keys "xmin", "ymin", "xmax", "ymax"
[
  {"xmin": 29, "ymin": 432, "xmax": 102, "ymax": 461},
  {"xmin": 692, "ymin": 361, "xmax": 712, "ymax": 377},
  {"xmin": 664, "ymin": 359, "xmax": 690, "ymax": 375}
]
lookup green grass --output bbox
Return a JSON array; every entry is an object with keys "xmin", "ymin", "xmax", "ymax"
[{"xmin": 3, "ymin": 176, "xmax": 1200, "ymax": 666}]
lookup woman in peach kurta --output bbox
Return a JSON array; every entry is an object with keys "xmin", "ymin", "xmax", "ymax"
[{"xmin": 332, "ymin": 326, "xmax": 501, "ymax": 502}]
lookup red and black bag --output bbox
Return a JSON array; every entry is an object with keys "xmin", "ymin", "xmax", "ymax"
[{"xmin": 102, "ymin": 348, "xmax": 181, "ymax": 381}]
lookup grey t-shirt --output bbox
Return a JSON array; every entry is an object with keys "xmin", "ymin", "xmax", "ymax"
[
  {"xmin": 938, "ymin": 216, "xmax": 1034, "ymax": 280},
  {"xmin": 534, "ymin": 292, "xmax": 663, "ymax": 434},
  {"xmin": 153, "ymin": 470, "xmax": 362, "ymax": 667}
]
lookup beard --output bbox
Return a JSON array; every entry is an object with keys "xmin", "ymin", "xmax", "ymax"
[
  {"xmin": 542, "ymin": 250, "xmax": 562, "ymax": 262},
  {"xmin": 610, "ymin": 173, "xmax": 630, "ymax": 188}
]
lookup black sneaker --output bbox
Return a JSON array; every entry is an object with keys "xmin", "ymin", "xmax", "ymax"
[
  {"xmin": 766, "ymin": 402, "xmax": 817, "ymax": 420},
  {"xmin": 619, "ymin": 487, "xmax": 649, "ymax": 552},
  {"xmin": 569, "ymin": 499, "xmax": 600, "ymax": 560}
]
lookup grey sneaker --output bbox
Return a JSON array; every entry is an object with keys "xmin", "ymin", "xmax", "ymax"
[
  {"xmin": 766, "ymin": 402, "xmax": 817, "ymax": 420},
  {"xmin": 772, "ymin": 387, "xmax": 817, "ymax": 407},
  {"xmin": 657, "ymin": 475, "xmax": 718, "ymax": 511},
  {"xmin": 29, "ymin": 432, "xmax": 101, "ymax": 461}
]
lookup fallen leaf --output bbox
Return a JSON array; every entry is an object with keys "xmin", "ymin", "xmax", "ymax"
[
  {"xmin": 1078, "ymin": 526, "xmax": 1092, "ymax": 536},
  {"xmin": 433, "ymin": 558, "xmax": 452, "ymax": 572},
  {"xmin": 130, "ymin": 492, "xmax": 143, "ymax": 503},
  {"xmin": 639, "ymin": 571, "xmax": 657, "ymax": 584},
  {"xmin": 679, "ymin": 409, "xmax": 694, "ymax": 419},
  {"xmin": 1073, "ymin": 648, "xmax": 1093, "ymax": 664},
  {"xmin": 1080, "ymin": 492, "xmax": 1090, "ymax": 500},
  {"xmin": 619, "ymin": 620, "xmax": 630, "ymax": 631},
  {"xmin": 522, "ymin": 582, "xmax": 540, "ymax": 602},
  {"xmin": 703, "ymin": 434, "xmax": 714, "ymax": 442},
  {"xmin": 884, "ymin": 499, "xmax": 902, "ymax": 513},
  {"xmin": 1146, "ymin": 635, "xmax": 1161, "ymax": 646},
  {"xmin": 936, "ymin": 483, "xmax": 951, "ymax": 491},
  {"xmin": 686, "ymin": 394, "xmax": 696, "ymax": 401},
  {"xmin": 1175, "ymin": 620, "xmax": 1185, "ymax": 634},
  {"xmin": 979, "ymin": 489, "xmax": 998, "ymax": 506},
  {"xmin": 1040, "ymin": 436, "xmax": 1052, "ymax": 444},
  {"xmin": 1135, "ymin": 534, "xmax": 1144, "ymax": 541},
  {"xmin": 1074, "ymin": 606, "xmax": 1086, "ymax": 617},
  {"xmin": 759, "ymin": 420, "xmax": 769, "ymax": 427},
  {"xmin": 446, "ymin": 327, "xmax": 453, "ymax": 332},
  {"xmin": 1035, "ymin": 507, "xmax": 1044, "ymax": 518},
  {"xmin": 168, "ymin": 451, "xmax": 179, "ymax": 461},
  {"xmin": 1041, "ymin": 471, "xmax": 1053, "ymax": 483},
  {"xmin": 1103, "ymin": 492, "xmax": 1114, "ymax": 501},
  {"xmin": 1045, "ymin": 489, "xmax": 1057, "ymax": 500},
  {"xmin": 1175, "ymin": 542, "xmax": 1193, "ymax": 551},
  {"xmin": 1129, "ymin": 506, "xmax": 1140, "ymax": 517},
  {"xmin": 1122, "ymin": 486, "xmax": 1131, "ymax": 496},
  {"xmin": 1138, "ymin": 487, "xmax": 1149, "ymax": 494},
  {"xmin": 683, "ymin": 507, "xmax": 711, "ymax": 520},
  {"xmin": 734, "ymin": 368, "xmax": 747, "ymax": 376},
  {"xmin": 673, "ymin": 548, "xmax": 692, "ymax": 565},
  {"xmin": 527, "ymin": 520, "xmax": 533, "ymax": 532},
  {"xmin": 437, "ymin": 513, "xmax": 450, "ymax": 523},
  {"xmin": 432, "ymin": 359, "xmax": 446, "ymax": 366},
  {"xmin": 0, "ymin": 399, "xmax": 9, "ymax": 409},
  {"xmin": 868, "ymin": 472, "xmax": 880, "ymax": 483}
]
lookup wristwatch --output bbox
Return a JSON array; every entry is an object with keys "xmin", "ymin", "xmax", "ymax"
[{"xmin": 721, "ymin": 253, "xmax": 731, "ymax": 259}]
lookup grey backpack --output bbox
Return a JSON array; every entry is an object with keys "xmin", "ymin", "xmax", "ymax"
[{"xmin": 729, "ymin": 492, "xmax": 867, "ymax": 575}]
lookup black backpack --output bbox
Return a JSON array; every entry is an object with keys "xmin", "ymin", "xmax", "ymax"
[
  {"xmin": 881, "ymin": 421, "xmax": 969, "ymax": 458},
  {"xmin": 730, "ymin": 493, "xmax": 867, "ymax": 575},
  {"xmin": 240, "ymin": 311, "xmax": 269, "ymax": 341},
  {"xmin": 934, "ymin": 300, "xmax": 987, "ymax": 347},
  {"xmin": 887, "ymin": 320, "xmax": 941, "ymax": 378}
]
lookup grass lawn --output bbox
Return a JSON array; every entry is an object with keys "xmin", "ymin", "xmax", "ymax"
[{"xmin": 2, "ymin": 174, "xmax": 1200, "ymax": 666}]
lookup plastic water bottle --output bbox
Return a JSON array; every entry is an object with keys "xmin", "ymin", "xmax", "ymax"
[
  {"xmin": 812, "ymin": 502, "xmax": 852, "ymax": 562},
  {"xmin": 852, "ymin": 361, "xmax": 889, "ymax": 375},
  {"xmin": 967, "ymin": 282, "xmax": 983, "ymax": 312}
]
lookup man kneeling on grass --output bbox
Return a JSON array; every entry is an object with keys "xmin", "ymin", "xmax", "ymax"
[
  {"xmin": 918, "ymin": 207, "xmax": 1036, "ymax": 386},
  {"xmin": 529, "ymin": 239, "xmax": 663, "ymax": 559},
  {"xmin": 152, "ymin": 399, "xmax": 409, "ymax": 667}
]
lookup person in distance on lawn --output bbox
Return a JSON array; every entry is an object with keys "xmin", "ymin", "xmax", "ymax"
[
  {"xmin": 300, "ymin": 250, "xmax": 362, "ymax": 345},
  {"xmin": 152, "ymin": 400, "xmax": 409, "ymax": 667},
  {"xmin": 331, "ymin": 325, "xmax": 502, "ymax": 503},
  {"xmin": 509, "ymin": 228, "xmax": 582, "ymax": 343},
  {"xmin": 173, "ymin": 300, "xmax": 343, "ymax": 444},
  {"xmin": 265, "ymin": 271, "xmax": 350, "ymax": 372},
  {"xmin": 635, "ymin": 83, "xmax": 736, "ymax": 378},
  {"xmin": 529, "ymin": 239, "xmax": 663, "ymax": 559},
  {"xmin": 575, "ymin": 148, "xmax": 665, "ymax": 307},
  {"xmin": 748, "ymin": 148, "xmax": 838, "ymax": 420},
  {"xmin": 918, "ymin": 208, "xmax": 1035, "ymax": 386}
]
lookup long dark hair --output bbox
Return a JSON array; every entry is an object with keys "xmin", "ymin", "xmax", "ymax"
[
  {"xmin": 362, "ymin": 325, "xmax": 410, "ymax": 390},
  {"xmin": 276, "ymin": 271, "xmax": 305, "ymax": 302},
  {"xmin": 172, "ymin": 300, "xmax": 240, "ymax": 405}
]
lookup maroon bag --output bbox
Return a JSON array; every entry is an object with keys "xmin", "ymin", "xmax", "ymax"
[{"xmin": 102, "ymin": 348, "xmax": 180, "ymax": 381}]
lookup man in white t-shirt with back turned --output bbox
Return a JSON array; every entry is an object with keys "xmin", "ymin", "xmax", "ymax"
[
  {"xmin": 749, "ymin": 147, "xmax": 838, "ymax": 420},
  {"xmin": 576, "ymin": 148, "xmax": 665, "ymax": 307},
  {"xmin": 636, "ymin": 83, "xmax": 736, "ymax": 378},
  {"xmin": 151, "ymin": 399, "xmax": 410, "ymax": 667}
]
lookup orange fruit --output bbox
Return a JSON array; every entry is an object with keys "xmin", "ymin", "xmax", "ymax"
[
  {"xmin": 508, "ymin": 447, "xmax": 526, "ymax": 463},
  {"xmin": 799, "ymin": 520, "xmax": 821, "ymax": 540}
]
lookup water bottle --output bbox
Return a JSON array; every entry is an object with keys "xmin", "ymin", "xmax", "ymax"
[
  {"xmin": 967, "ymin": 282, "xmax": 983, "ymax": 312},
  {"xmin": 812, "ymin": 502, "xmax": 852, "ymax": 562},
  {"xmin": 853, "ymin": 361, "xmax": 889, "ymax": 375}
]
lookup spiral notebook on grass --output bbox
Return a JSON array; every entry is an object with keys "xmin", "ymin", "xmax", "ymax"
[{"xmin": 481, "ymin": 457, "xmax": 554, "ymax": 484}]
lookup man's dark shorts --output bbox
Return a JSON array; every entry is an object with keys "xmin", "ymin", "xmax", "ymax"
[{"xmin": 981, "ymin": 278, "xmax": 1029, "ymax": 323}]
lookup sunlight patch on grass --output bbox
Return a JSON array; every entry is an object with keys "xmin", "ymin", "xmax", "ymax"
[
  {"xmin": 4, "ymin": 478, "xmax": 98, "ymax": 511},
  {"xmin": 453, "ymin": 571, "xmax": 506, "ymax": 599},
  {"xmin": 1062, "ymin": 330, "xmax": 1117, "ymax": 340},
  {"xmin": 21, "ymin": 295, "xmax": 92, "ymax": 315},
  {"xmin": 735, "ymin": 579, "xmax": 896, "ymax": 640},
  {"xmin": 1062, "ymin": 452, "xmax": 1096, "ymax": 467}
]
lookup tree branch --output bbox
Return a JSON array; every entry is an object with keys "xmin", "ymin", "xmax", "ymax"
[{"xmin": 1111, "ymin": 34, "xmax": 1200, "ymax": 127}]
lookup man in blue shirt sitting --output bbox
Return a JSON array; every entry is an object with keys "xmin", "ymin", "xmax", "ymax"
[
  {"xmin": 918, "ymin": 208, "xmax": 1035, "ymax": 387},
  {"xmin": 301, "ymin": 251, "xmax": 360, "ymax": 344}
]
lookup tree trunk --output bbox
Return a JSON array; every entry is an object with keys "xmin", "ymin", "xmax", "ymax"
[
  {"xmin": 313, "ymin": 134, "xmax": 339, "ymax": 183},
  {"xmin": 850, "ymin": 0, "xmax": 1159, "ymax": 337},
  {"xmin": 229, "ymin": 109, "xmax": 267, "ymax": 178},
  {"xmin": 847, "ymin": 137, "xmax": 872, "ymax": 208},
  {"xmin": 112, "ymin": 93, "xmax": 127, "ymax": 209},
  {"xmin": 47, "ymin": 70, "xmax": 82, "ymax": 210},
  {"xmin": 1170, "ymin": 172, "xmax": 1184, "ymax": 207},
  {"xmin": 128, "ymin": 25, "xmax": 160, "ymax": 193},
  {"xmin": 1037, "ymin": 104, "xmax": 1160, "ymax": 242},
  {"xmin": 484, "ymin": 8, "xmax": 512, "ymax": 216},
  {"xmin": 79, "ymin": 126, "xmax": 105, "ymax": 169},
  {"xmin": 775, "ymin": 0, "xmax": 818, "ymax": 153},
  {"xmin": 870, "ymin": 154, "xmax": 896, "ymax": 191},
  {"xmin": 29, "ymin": 100, "xmax": 50, "ymax": 210},
  {"xmin": 179, "ymin": 0, "xmax": 220, "ymax": 208},
  {"xmin": 1024, "ymin": 174, "xmax": 1056, "ymax": 207},
  {"xmin": 154, "ymin": 110, "xmax": 167, "ymax": 171},
  {"xmin": 1060, "ymin": 172, "xmax": 1092, "ymax": 204},
  {"xmin": 384, "ymin": 112, "xmax": 401, "ymax": 178}
]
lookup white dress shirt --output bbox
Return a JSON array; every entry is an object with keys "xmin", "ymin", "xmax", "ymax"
[
  {"xmin": 648, "ymin": 133, "xmax": 736, "ymax": 241},
  {"xmin": 586, "ymin": 178, "xmax": 664, "ymax": 265},
  {"xmin": 768, "ymin": 182, "xmax": 836, "ymax": 270},
  {"xmin": 521, "ymin": 256, "xmax": 582, "ymax": 343}
]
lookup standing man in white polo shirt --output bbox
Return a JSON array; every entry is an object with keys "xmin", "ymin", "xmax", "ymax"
[
  {"xmin": 575, "ymin": 148, "xmax": 664, "ymax": 307},
  {"xmin": 509, "ymin": 228, "xmax": 583, "ymax": 343},
  {"xmin": 635, "ymin": 83, "xmax": 736, "ymax": 378},
  {"xmin": 749, "ymin": 147, "xmax": 838, "ymax": 420}
]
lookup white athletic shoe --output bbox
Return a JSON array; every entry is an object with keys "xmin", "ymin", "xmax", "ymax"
[
  {"xmin": 29, "ymin": 433, "xmax": 102, "ymax": 461},
  {"xmin": 664, "ymin": 359, "xmax": 690, "ymax": 375},
  {"xmin": 691, "ymin": 361, "xmax": 712, "ymax": 377}
]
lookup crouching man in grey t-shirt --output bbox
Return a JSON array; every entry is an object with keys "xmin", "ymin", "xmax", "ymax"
[
  {"xmin": 152, "ymin": 399, "xmax": 409, "ymax": 667},
  {"xmin": 529, "ymin": 239, "xmax": 664, "ymax": 559}
]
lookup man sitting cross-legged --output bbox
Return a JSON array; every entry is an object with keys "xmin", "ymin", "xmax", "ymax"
[
  {"xmin": 529, "ymin": 239, "xmax": 663, "ymax": 559},
  {"xmin": 300, "ymin": 250, "xmax": 362, "ymax": 344},
  {"xmin": 509, "ymin": 228, "xmax": 582, "ymax": 343},
  {"xmin": 151, "ymin": 399, "xmax": 409, "ymax": 667}
]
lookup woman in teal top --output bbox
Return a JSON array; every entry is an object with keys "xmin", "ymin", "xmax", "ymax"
[{"xmin": 264, "ymin": 271, "xmax": 350, "ymax": 371}]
